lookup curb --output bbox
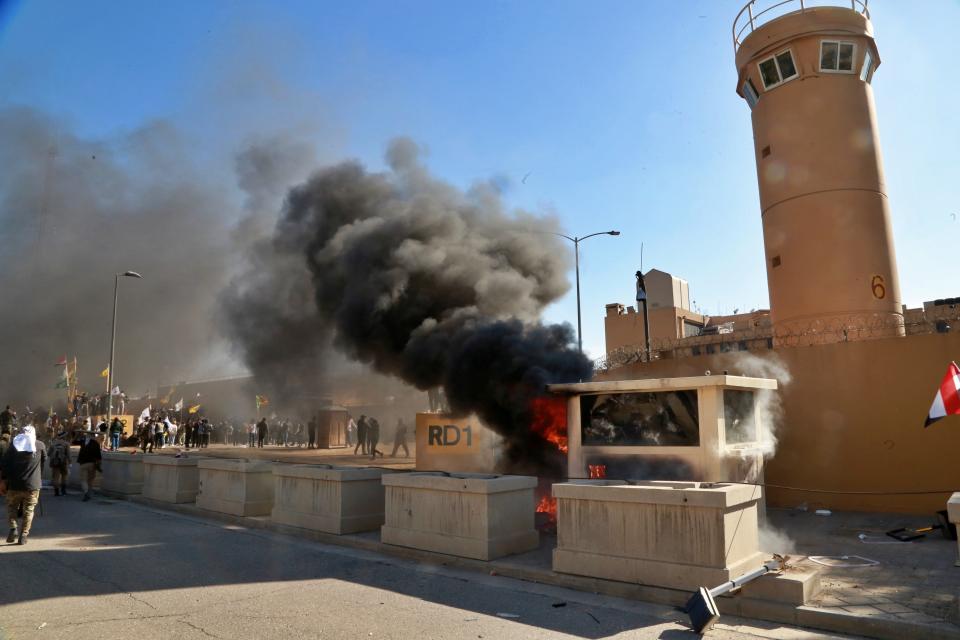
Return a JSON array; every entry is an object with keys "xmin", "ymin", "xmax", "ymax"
[{"xmin": 121, "ymin": 494, "xmax": 960, "ymax": 640}]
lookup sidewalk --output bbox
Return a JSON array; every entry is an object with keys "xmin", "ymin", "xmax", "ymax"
[{"xmin": 771, "ymin": 508, "xmax": 959, "ymax": 631}]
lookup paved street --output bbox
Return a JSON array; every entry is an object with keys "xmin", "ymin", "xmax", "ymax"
[{"xmin": 0, "ymin": 492, "xmax": 859, "ymax": 640}]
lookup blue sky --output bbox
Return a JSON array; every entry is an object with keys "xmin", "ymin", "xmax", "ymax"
[{"xmin": 1, "ymin": 0, "xmax": 957, "ymax": 360}]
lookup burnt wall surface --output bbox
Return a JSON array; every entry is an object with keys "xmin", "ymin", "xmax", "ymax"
[{"xmin": 600, "ymin": 332, "xmax": 960, "ymax": 513}]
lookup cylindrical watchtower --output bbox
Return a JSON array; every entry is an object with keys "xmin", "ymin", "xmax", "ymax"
[{"xmin": 732, "ymin": 1, "xmax": 903, "ymax": 344}]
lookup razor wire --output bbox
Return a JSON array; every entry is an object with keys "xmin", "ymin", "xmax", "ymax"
[{"xmin": 594, "ymin": 309, "xmax": 960, "ymax": 373}]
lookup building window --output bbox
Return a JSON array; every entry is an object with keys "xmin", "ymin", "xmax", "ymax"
[
  {"xmin": 820, "ymin": 40, "xmax": 856, "ymax": 73},
  {"xmin": 860, "ymin": 49, "xmax": 875, "ymax": 83},
  {"xmin": 757, "ymin": 50, "xmax": 798, "ymax": 90},
  {"xmin": 743, "ymin": 78, "xmax": 759, "ymax": 108}
]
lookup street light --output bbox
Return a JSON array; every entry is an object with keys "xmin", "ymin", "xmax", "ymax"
[
  {"xmin": 107, "ymin": 271, "xmax": 142, "ymax": 423},
  {"xmin": 553, "ymin": 231, "xmax": 621, "ymax": 353}
]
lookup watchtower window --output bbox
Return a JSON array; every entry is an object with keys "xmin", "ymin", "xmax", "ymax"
[
  {"xmin": 743, "ymin": 78, "xmax": 759, "ymax": 108},
  {"xmin": 757, "ymin": 50, "xmax": 797, "ymax": 90},
  {"xmin": 820, "ymin": 41, "xmax": 856, "ymax": 73},
  {"xmin": 860, "ymin": 49, "xmax": 875, "ymax": 83}
]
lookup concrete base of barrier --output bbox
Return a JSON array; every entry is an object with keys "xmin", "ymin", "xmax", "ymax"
[
  {"xmin": 381, "ymin": 472, "xmax": 539, "ymax": 560},
  {"xmin": 197, "ymin": 458, "xmax": 274, "ymax": 517},
  {"xmin": 100, "ymin": 451, "xmax": 144, "ymax": 495},
  {"xmin": 271, "ymin": 464, "xmax": 398, "ymax": 534},
  {"xmin": 142, "ymin": 455, "xmax": 201, "ymax": 504},
  {"xmin": 552, "ymin": 480, "xmax": 766, "ymax": 591}
]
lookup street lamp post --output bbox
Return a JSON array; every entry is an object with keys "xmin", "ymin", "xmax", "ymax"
[
  {"xmin": 107, "ymin": 271, "xmax": 142, "ymax": 424},
  {"xmin": 553, "ymin": 231, "xmax": 621, "ymax": 352}
]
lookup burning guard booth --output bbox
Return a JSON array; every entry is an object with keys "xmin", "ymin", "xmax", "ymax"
[{"xmin": 547, "ymin": 375, "xmax": 777, "ymax": 484}]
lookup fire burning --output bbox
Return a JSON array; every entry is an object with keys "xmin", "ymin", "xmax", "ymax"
[
  {"xmin": 529, "ymin": 396, "xmax": 568, "ymax": 453},
  {"xmin": 536, "ymin": 494, "xmax": 558, "ymax": 518}
]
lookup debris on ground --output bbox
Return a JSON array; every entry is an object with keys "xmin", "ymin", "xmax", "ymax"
[
  {"xmin": 809, "ymin": 555, "xmax": 880, "ymax": 567},
  {"xmin": 858, "ymin": 533, "xmax": 910, "ymax": 544},
  {"xmin": 496, "ymin": 613, "xmax": 520, "ymax": 619}
]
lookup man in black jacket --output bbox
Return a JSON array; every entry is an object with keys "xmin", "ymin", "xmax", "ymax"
[
  {"xmin": 76, "ymin": 430, "xmax": 102, "ymax": 502},
  {"xmin": 0, "ymin": 425, "xmax": 46, "ymax": 544}
]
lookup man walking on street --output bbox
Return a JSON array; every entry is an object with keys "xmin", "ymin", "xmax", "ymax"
[
  {"xmin": 368, "ymin": 417, "xmax": 384, "ymax": 460},
  {"xmin": 256, "ymin": 418, "xmax": 267, "ymax": 448},
  {"xmin": 390, "ymin": 418, "xmax": 410, "ymax": 458},
  {"xmin": 354, "ymin": 415, "xmax": 368, "ymax": 456},
  {"xmin": 0, "ymin": 425, "xmax": 46, "ymax": 544},
  {"xmin": 77, "ymin": 429, "xmax": 102, "ymax": 502},
  {"xmin": 49, "ymin": 430, "xmax": 71, "ymax": 496},
  {"xmin": 307, "ymin": 417, "xmax": 317, "ymax": 449},
  {"xmin": 346, "ymin": 415, "xmax": 356, "ymax": 448}
]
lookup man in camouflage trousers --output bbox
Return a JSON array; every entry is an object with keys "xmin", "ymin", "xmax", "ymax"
[{"xmin": 1, "ymin": 425, "xmax": 46, "ymax": 545}]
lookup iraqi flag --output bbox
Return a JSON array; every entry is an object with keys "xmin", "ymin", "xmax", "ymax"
[{"xmin": 925, "ymin": 362, "xmax": 960, "ymax": 427}]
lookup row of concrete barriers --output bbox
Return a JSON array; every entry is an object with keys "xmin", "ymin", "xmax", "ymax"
[{"xmin": 87, "ymin": 451, "xmax": 792, "ymax": 596}]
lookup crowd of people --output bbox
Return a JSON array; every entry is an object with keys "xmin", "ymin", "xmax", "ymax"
[{"xmin": 0, "ymin": 401, "xmax": 415, "ymax": 546}]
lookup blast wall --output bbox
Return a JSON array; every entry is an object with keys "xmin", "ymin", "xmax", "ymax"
[{"xmin": 600, "ymin": 332, "xmax": 960, "ymax": 513}]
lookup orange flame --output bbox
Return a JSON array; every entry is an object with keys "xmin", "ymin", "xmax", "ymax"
[
  {"xmin": 535, "ymin": 494, "xmax": 557, "ymax": 518},
  {"xmin": 530, "ymin": 396, "xmax": 568, "ymax": 453}
]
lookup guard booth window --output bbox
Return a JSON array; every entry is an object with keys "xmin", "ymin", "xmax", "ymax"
[
  {"xmin": 758, "ymin": 50, "xmax": 798, "ymax": 90},
  {"xmin": 821, "ymin": 41, "xmax": 856, "ymax": 73},
  {"xmin": 580, "ymin": 391, "xmax": 700, "ymax": 446},
  {"xmin": 723, "ymin": 390, "xmax": 757, "ymax": 445}
]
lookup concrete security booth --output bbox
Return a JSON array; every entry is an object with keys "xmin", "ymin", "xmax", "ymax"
[
  {"xmin": 548, "ymin": 375, "xmax": 777, "ymax": 483},
  {"xmin": 271, "ymin": 464, "xmax": 399, "ymax": 534},
  {"xmin": 197, "ymin": 458, "xmax": 275, "ymax": 517},
  {"xmin": 382, "ymin": 472, "xmax": 539, "ymax": 561},
  {"xmin": 142, "ymin": 455, "xmax": 201, "ymax": 504},
  {"xmin": 99, "ymin": 451, "xmax": 144, "ymax": 495},
  {"xmin": 414, "ymin": 412, "xmax": 502, "ymax": 474},
  {"xmin": 314, "ymin": 406, "xmax": 349, "ymax": 448}
]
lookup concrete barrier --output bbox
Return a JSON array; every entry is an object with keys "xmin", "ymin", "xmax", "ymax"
[
  {"xmin": 142, "ymin": 455, "xmax": 201, "ymax": 504},
  {"xmin": 271, "ymin": 464, "xmax": 398, "ymax": 534},
  {"xmin": 197, "ymin": 458, "xmax": 274, "ymax": 517},
  {"xmin": 948, "ymin": 493, "xmax": 960, "ymax": 567},
  {"xmin": 381, "ymin": 472, "xmax": 539, "ymax": 560},
  {"xmin": 552, "ymin": 480, "xmax": 766, "ymax": 591},
  {"xmin": 100, "ymin": 451, "xmax": 144, "ymax": 495}
]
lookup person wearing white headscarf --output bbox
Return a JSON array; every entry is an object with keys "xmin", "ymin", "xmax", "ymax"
[{"xmin": 0, "ymin": 425, "xmax": 46, "ymax": 545}]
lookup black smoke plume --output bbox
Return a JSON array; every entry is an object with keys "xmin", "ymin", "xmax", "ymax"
[{"xmin": 222, "ymin": 138, "xmax": 594, "ymax": 472}]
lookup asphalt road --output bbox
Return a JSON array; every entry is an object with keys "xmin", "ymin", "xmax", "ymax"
[{"xmin": 0, "ymin": 492, "xmax": 858, "ymax": 640}]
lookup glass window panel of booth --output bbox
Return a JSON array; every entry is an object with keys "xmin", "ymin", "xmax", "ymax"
[
  {"xmin": 723, "ymin": 390, "xmax": 757, "ymax": 444},
  {"xmin": 580, "ymin": 391, "xmax": 700, "ymax": 446}
]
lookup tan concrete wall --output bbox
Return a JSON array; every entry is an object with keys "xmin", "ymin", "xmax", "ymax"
[
  {"xmin": 271, "ymin": 465, "xmax": 398, "ymax": 534},
  {"xmin": 381, "ymin": 472, "xmax": 539, "ymax": 560},
  {"xmin": 552, "ymin": 480, "xmax": 764, "ymax": 590},
  {"xmin": 735, "ymin": 7, "xmax": 903, "ymax": 338},
  {"xmin": 197, "ymin": 459, "xmax": 275, "ymax": 517},
  {"xmin": 100, "ymin": 451, "xmax": 144, "ymax": 495},
  {"xmin": 600, "ymin": 332, "xmax": 960, "ymax": 514},
  {"xmin": 142, "ymin": 455, "xmax": 201, "ymax": 503}
]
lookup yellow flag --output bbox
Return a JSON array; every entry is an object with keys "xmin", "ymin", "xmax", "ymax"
[
  {"xmin": 100, "ymin": 366, "xmax": 109, "ymax": 378},
  {"xmin": 188, "ymin": 404, "xmax": 201, "ymax": 414}
]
